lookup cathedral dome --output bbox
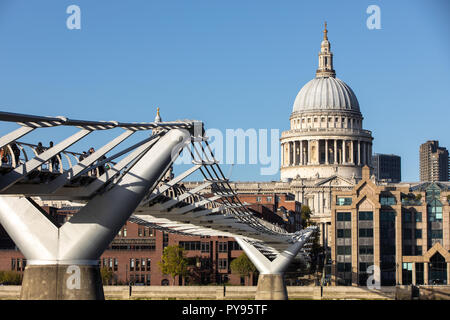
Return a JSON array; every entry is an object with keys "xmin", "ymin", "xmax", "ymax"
[{"xmin": 292, "ymin": 77, "xmax": 360, "ymax": 113}]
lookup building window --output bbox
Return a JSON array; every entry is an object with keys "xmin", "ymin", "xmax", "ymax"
[
  {"xmin": 359, "ymin": 228, "xmax": 373, "ymax": 238},
  {"xmin": 146, "ymin": 258, "xmax": 151, "ymax": 271},
  {"xmin": 415, "ymin": 229, "xmax": 422, "ymax": 239},
  {"xmin": 380, "ymin": 195, "xmax": 396, "ymax": 206},
  {"xmin": 402, "ymin": 211, "xmax": 412, "ymax": 222},
  {"xmin": 415, "ymin": 212, "xmax": 422, "ymax": 222},
  {"xmin": 336, "ymin": 197, "xmax": 352, "ymax": 206},
  {"xmin": 218, "ymin": 259, "xmax": 228, "ymax": 270},
  {"xmin": 218, "ymin": 242, "xmax": 228, "ymax": 253},
  {"xmin": 359, "ymin": 246, "xmax": 374, "ymax": 255},
  {"xmin": 130, "ymin": 258, "xmax": 134, "ymax": 271},
  {"xmin": 415, "ymin": 246, "xmax": 422, "ymax": 256},
  {"xmin": 201, "ymin": 242, "xmax": 210, "ymax": 253},
  {"xmin": 359, "ymin": 211, "xmax": 373, "ymax": 221},
  {"xmin": 402, "ymin": 263, "xmax": 413, "ymax": 285},
  {"xmin": 337, "ymin": 246, "xmax": 351, "ymax": 255},
  {"xmin": 337, "ymin": 212, "xmax": 351, "ymax": 221},
  {"xmin": 337, "ymin": 229, "xmax": 351, "ymax": 238}
]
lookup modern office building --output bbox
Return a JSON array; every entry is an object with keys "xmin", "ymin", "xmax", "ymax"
[
  {"xmin": 420, "ymin": 140, "xmax": 449, "ymax": 182},
  {"xmin": 372, "ymin": 153, "xmax": 401, "ymax": 183},
  {"xmin": 330, "ymin": 166, "xmax": 450, "ymax": 286}
]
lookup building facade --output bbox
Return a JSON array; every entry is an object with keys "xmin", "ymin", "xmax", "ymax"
[
  {"xmin": 280, "ymin": 23, "xmax": 373, "ymax": 182},
  {"xmin": 372, "ymin": 153, "xmax": 401, "ymax": 183},
  {"xmin": 330, "ymin": 166, "xmax": 450, "ymax": 286},
  {"xmin": 420, "ymin": 140, "xmax": 449, "ymax": 182},
  {"xmin": 0, "ymin": 216, "xmax": 251, "ymax": 286}
]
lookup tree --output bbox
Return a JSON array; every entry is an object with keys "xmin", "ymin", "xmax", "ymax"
[
  {"xmin": 230, "ymin": 253, "xmax": 257, "ymax": 285},
  {"xmin": 100, "ymin": 267, "xmax": 114, "ymax": 285},
  {"xmin": 158, "ymin": 245, "xmax": 188, "ymax": 285},
  {"xmin": 0, "ymin": 271, "xmax": 22, "ymax": 285},
  {"xmin": 300, "ymin": 205, "xmax": 312, "ymax": 228}
]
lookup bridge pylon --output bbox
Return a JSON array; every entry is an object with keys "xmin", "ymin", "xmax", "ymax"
[
  {"xmin": 0, "ymin": 128, "xmax": 190, "ymax": 299},
  {"xmin": 235, "ymin": 228, "xmax": 316, "ymax": 300}
]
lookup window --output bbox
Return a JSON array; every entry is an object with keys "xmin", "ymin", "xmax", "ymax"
[
  {"xmin": 359, "ymin": 246, "xmax": 374, "ymax": 255},
  {"xmin": 359, "ymin": 211, "xmax": 373, "ymax": 221},
  {"xmin": 256, "ymin": 197, "xmax": 262, "ymax": 202},
  {"xmin": 415, "ymin": 246, "xmax": 422, "ymax": 256},
  {"xmin": 415, "ymin": 229, "xmax": 422, "ymax": 239},
  {"xmin": 337, "ymin": 246, "xmax": 351, "ymax": 255},
  {"xmin": 359, "ymin": 228, "xmax": 373, "ymax": 238},
  {"xmin": 266, "ymin": 196, "xmax": 272, "ymax": 202},
  {"xmin": 336, "ymin": 197, "xmax": 352, "ymax": 206},
  {"xmin": 201, "ymin": 242, "xmax": 210, "ymax": 253},
  {"xmin": 146, "ymin": 258, "xmax": 151, "ymax": 271},
  {"xmin": 337, "ymin": 263, "xmax": 351, "ymax": 272},
  {"xmin": 218, "ymin": 242, "xmax": 228, "ymax": 253},
  {"xmin": 402, "ymin": 211, "xmax": 412, "ymax": 222},
  {"xmin": 337, "ymin": 229, "xmax": 351, "ymax": 238},
  {"xmin": 218, "ymin": 259, "xmax": 228, "ymax": 270},
  {"xmin": 402, "ymin": 229, "xmax": 412, "ymax": 239},
  {"xmin": 138, "ymin": 228, "xmax": 143, "ymax": 237},
  {"xmin": 337, "ymin": 212, "xmax": 351, "ymax": 221},
  {"xmin": 130, "ymin": 258, "xmax": 134, "ymax": 271},
  {"xmin": 380, "ymin": 195, "xmax": 396, "ymax": 206},
  {"xmin": 415, "ymin": 212, "xmax": 422, "ymax": 222}
]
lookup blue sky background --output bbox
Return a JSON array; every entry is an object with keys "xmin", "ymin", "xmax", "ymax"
[{"xmin": 0, "ymin": 0, "xmax": 448, "ymax": 182}]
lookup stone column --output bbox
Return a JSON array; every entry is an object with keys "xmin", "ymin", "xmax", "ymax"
[
  {"xmin": 281, "ymin": 143, "xmax": 284, "ymax": 167},
  {"xmin": 343, "ymin": 140, "xmax": 347, "ymax": 164},
  {"xmin": 300, "ymin": 140, "xmax": 304, "ymax": 165},
  {"xmin": 412, "ymin": 263, "xmax": 416, "ymax": 285},
  {"xmin": 288, "ymin": 141, "xmax": 292, "ymax": 166},
  {"xmin": 307, "ymin": 140, "xmax": 311, "ymax": 164},
  {"xmin": 424, "ymin": 263, "xmax": 429, "ymax": 285},
  {"xmin": 334, "ymin": 139, "xmax": 337, "ymax": 164},
  {"xmin": 358, "ymin": 140, "xmax": 361, "ymax": 165},
  {"xmin": 350, "ymin": 140, "xmax": 354, "ymax": 164},
  {"xmin": 325, "ymin": 139, "xmax": 329, "ymax": 164}
]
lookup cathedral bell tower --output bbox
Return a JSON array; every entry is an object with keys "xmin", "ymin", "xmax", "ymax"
[{"xmin": 316, "ymin": 22, "xmax": 336, "ymax": 78}]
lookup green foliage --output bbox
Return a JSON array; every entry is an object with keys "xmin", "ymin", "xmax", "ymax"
[
  {"xmin": 230, "ymin": 253, "xmax": 257, "ymax": 278},
  {"xmin": 0, "ymin": 271, "xmax": 22, "ymax": 285},
  {"xmin": 100, "ymin": 267, "xmax": 114, "ymax": 285},
  {"xmin": 158, "ymin": 245, "xmax": 188, "ymax": 285},
  {"xmin": 300, "ymin": 205, "xmax": 312, "ymax": 228}
]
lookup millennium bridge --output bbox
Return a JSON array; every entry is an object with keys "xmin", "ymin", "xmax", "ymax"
[{"xmin": 0, "ymin": 111, "xmax": 317, "ymax": 300}]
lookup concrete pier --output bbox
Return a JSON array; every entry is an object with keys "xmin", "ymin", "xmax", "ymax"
[{"xmin": 20, "ymin": 264, "xmax": 104, "ymax": 300}]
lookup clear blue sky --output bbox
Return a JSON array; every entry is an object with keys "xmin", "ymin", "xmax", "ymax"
[{"xmin": 0, "ymin": 0, "xmax": 448, "ymax": 182}]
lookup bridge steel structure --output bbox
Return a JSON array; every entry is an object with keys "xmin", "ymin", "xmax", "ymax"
[{"xmin": 0, "ymin": 111, "xmax": 317, "ymax": 300}]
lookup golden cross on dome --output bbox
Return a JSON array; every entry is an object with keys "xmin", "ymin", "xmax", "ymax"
[{"xmin": 323, "ymin": 21, "xmax": 328, "ymax": 40}]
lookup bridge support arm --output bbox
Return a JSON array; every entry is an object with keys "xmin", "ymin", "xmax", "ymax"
[
  {"xmin": 0, "ymin": 128, "xmax": 191, "ymax": 300},
  {"xmin": 235, "ymin": 229, "xmax": 315, "ymax": 300}
]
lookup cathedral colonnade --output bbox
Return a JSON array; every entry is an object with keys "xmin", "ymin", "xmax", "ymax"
[{"xmin": 281, "ymin": 138, "xmax": 372, "ymax": 167}]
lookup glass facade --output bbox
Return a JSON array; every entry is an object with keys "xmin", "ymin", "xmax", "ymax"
[
  {"xmin": 379, "ymin": 211, "xmax": 396, "ymax": 286},
  {"xmin": 336, "ymin": 212, "xmax": 352, "ymax": 285}
]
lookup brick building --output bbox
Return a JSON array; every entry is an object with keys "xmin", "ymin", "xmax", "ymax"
[{"xmin": 0, "ymin": 214, "xmax": 254, "ymax": 286}]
